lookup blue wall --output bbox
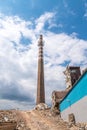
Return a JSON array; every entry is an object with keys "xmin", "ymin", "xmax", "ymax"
[{"xmin": 60, "ymin": 72, "xmax": 87, "ymax": 112}]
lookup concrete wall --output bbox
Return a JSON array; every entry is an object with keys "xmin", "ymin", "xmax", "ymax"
[
  {"xmin": 60, "ymin": 72, "xmax": 87, "ymax": 123},
  {"xmin": 61, "ymin": 96, "xmax": 87, "ymax": 122}
]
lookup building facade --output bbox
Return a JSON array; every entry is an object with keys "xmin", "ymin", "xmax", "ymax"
[
  {"xmin": 52, "ymin": 90, "xmax": 68, "ymax": 110},
  {"xmin": 52, "ymin": 66, "xmax": 81, "ymax": 111},
  {"xmin": 60, "ymin": 70, "xmax": 87, "ymax": 122},
  {"xmin": 63, "ymin": 66, "xmax": 81, "ymax": 90}
]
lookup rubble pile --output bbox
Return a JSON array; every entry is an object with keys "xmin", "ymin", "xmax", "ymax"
[
  {"xmin": 0, "ymin": 110, "xmax": 17, "ymax": 122},
  {"xmin": 69, "ymin": 123, "xmax": 87, "ymax": 130},
  {"xmin": 0, "ymin": 109, "xmax": 87, "ymax": 130},
  {"xmin": 0, "ymin": 110, "xmax": 27, "ymax": 130},
  {"xmin": 35, "ymin": 103, "xmax": 49, "ymax": 110}
]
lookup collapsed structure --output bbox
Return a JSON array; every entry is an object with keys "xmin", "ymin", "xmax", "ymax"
[
  {"xmin": 52, "ymin": 66, "xmax": 81, "ymax": 110},
  {"xmin": 63, "ymin": 66, "xmax": 81, "ymax": 90},
  {"xmin": 52, "ymin": 66, "xmax": 87, "ymax": 123},
  {"xmin": 60, "ymin": 68, "xmax": 87, "ymax": 122}
]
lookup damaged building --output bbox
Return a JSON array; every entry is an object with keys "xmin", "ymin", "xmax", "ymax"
[
  {"xmin": 63, "ymin": 66, "xmax": 81, "ymax": 90},
  {"xmin": 60, "ymin": 68, "xmax": 87, "ymax": 122},
  {"xmin": 52, "ymin": 66, "xmax": 81, "ymax": 111},
  {"xmin": 52, "ymin": 66, "xmax": 87, "ymax": 123}
]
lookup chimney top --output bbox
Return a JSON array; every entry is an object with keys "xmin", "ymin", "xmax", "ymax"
[{"xmin": 38, "ymin": 35, "xmax": 44, "ymax": 46}]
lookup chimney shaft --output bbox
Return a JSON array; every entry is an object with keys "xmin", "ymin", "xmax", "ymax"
[{"xmin": 36, "ymin": 35, "xmax": 45, "ymax": 104}]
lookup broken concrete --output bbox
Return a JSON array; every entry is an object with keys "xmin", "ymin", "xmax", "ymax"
[
  {"xmin": 35, "ymin": 103, "xmax": 49, "ymax": 110},
  {"xmin": 0, "ymin": 109, "xmax": 87, "ymax": 130}
]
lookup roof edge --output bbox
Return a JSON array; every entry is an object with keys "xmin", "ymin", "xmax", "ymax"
[{"xmin": 60, "ymin": 69, "xmax": 87, "ymax": 104}]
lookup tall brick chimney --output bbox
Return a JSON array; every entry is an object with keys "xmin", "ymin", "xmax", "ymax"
[{"xmin": 36, "ymin": 35, "xmax": 45, "ymax": 105}]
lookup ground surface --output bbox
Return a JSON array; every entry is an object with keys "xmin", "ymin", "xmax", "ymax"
[
  {"xmin": 0, "ymin": 109, "xmax": 79, "ymax": 130},
  {"xmin": 20, "ymin": 109, "xmax": 69, "ymax": 130},
  {"xmin": 18, "ymin": 109, "xmax": 78, "ymax": 130}
]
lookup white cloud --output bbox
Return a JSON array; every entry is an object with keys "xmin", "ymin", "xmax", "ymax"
[
  {"xmin": 0, "ymin": 12, "xmax": 87, "ymax": 109},
  {"xmin": 0, "ymin": 99, "xmax": 34, "ymax": 110},
  {"xmin": 35, "ymin": 12, "xmax": 55, "ymax": 33}
]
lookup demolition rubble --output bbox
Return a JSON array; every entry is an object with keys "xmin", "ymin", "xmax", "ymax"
[{"xmin": 0, "ymin": 106, "xmax": 87, "ymax": 130}]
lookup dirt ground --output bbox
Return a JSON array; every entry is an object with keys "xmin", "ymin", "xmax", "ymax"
[
  {"xmin": 18, "ymin": 109, "xmax": 79, "ymax": 130},
  {"xmin": 0, "ymin": 109, "xmax": 79, "ymax": 130}
]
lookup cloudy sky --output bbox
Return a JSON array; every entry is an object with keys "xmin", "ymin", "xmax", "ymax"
[{"xmin": 0, "ymin": 0, "xmax": 87, "ymax": 110}]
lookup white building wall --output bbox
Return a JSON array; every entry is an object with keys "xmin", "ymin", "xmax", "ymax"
[{"xmin": 61, "ymin": 96, "xmax": 87, "ymax": 123}]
